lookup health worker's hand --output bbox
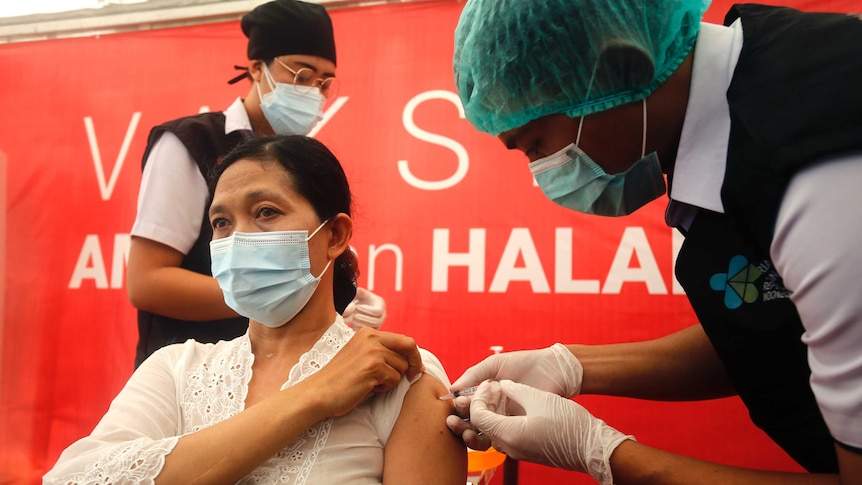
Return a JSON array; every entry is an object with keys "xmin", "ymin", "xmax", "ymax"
[
  {"xmin": 446, "ymin": 394, "xmax": 493, "ymax": 451},
  {"xmin": 342, "ymin": 287, "xmax": 387, "ymax": 330},
  {"xmin": 470, "ymin": 380, "xmax": 634, "ymax": 485},
  {"xmin": 451, "ymin": 343, "xmax": 583, "ymax": 398},
  {"xmin": 306, "ymin": 327, "xmax": 424, "ymax": 418}
]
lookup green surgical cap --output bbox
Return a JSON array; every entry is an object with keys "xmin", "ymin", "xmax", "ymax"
[{"xmin": 453, "ymin": 0, "xmax": 711, "ymax": 136}]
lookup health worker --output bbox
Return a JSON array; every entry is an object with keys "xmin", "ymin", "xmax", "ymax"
[
  {"xmin": 446, "ymin": 1, "xmax": 862, "ymax": 484},
  {"xmin": 127, "ymin": 0, "xmax": 386, "ymax": 369}
]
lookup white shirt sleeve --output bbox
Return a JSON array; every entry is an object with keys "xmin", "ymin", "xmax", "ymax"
[
  {"xmin": 369, "ymin": 348, "xmax": 451, "ymax": 446},
  {"xmin": 42, "ymin": 347, "xmax": 184, "ymax": 484},
  {"xmin": 771, "ymin": 150, "xmax": 862, "ymax": 449},
  {"xmin": 130, "ymin": 131, "xmax": 210, "ymax": 255}
]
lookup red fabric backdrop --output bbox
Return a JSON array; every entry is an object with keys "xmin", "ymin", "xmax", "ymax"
[{"xmin": 0, "ymin": 1, "xmax": 857, "ymax": 483}]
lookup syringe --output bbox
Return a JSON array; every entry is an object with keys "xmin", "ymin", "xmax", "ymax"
[{"xmin": 437, "ymin": 385, "xmax": 479, "ymax": 400}]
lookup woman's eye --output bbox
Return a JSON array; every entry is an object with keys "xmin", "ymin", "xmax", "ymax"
[
  {"xmin": 211, "ymin": 218, "xmax": 229, "ymax": 229},
  {"xmin": 257, "ymin": 207, "xmax": 278, "ymax": 218}
]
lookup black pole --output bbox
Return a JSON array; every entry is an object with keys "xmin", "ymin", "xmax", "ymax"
[{"xmin": 502, "ymin": 457, "xmax": 518, "ymax": 485}]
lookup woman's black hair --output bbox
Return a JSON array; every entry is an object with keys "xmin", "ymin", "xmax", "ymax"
[{"xmin": 209, "ymin": 135, "xmax": 358, "ymax": 312}]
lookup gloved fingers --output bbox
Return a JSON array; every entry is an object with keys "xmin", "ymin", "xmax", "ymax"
[
  {"xmin": 351, "ymin": 307, "xmax": 387, "ymax": 329},
  {"xmin": 349, "ymin": 287, "xmax": 387, "ymax": 329},
  {"xmin": 445, "ymin": 392, "xmax": 489, "ymax": 447},
  {"xmin": 445, "ymin": 414, "xmax": 492, "ymax": 450},
  {"xmin": 470, "ymin": 380, "xmax": 503, "ymax": 414},
  {"xmin": 469, "ymin": 380, "xmax": 514, "ymax": 436},
  {"xmin": 496, "ymin": 379, "xmax": 545, "ymax": 416},
  {"xmin": 453, "ymin": 395, "xmax": 471, "ymax": 419},
  {"xmin": 355, "ymin": 304, "xmax": 386, "ymax": 319},
  {"xmin": 451, "ymin": 354, "xmax": 502, "ymax": 390},
  {"xmin": 354, "ymin": 287, "xmax": 386, "ymax": 308}
]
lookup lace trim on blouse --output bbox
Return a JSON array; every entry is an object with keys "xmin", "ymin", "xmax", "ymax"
[
  {"xmin": 47, "ymin": 436, "xmax": 178, "ymax": 485},
  {"xmin": 182, "ymin": 318, "xmax": 355, "ymax": 484}
]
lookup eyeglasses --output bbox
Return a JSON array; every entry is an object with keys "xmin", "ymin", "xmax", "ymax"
[{"xmin": 274, "ymin": 58, "xmax": 339, "ymax": 99}]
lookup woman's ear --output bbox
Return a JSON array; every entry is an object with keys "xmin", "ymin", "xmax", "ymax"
[{"xmin": 326, "ymin": 213, "xmax": 353, "ymax": 260}]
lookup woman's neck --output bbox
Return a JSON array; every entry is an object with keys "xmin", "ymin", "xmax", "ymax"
[{"xmin": 248, "ymin": 298, "xmax": 339, "ymax": 362}]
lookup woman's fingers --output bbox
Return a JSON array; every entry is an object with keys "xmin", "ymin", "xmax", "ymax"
[{"xmin": 307, "ymin": 327, "xmax": 422, "ymax": 416}]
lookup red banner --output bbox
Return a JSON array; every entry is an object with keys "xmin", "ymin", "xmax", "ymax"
[{"xmin": 0, "ymin": 1, "xmax": 856, "ymax": 483}]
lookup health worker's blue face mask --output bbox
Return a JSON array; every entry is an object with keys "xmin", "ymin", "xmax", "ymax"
[
  {"xmin": 257, "ymin": 62, "xmax": 325, "ymax": 136},
  {"xmin": 210, "ymin": 220, "xmax": 332, "ymax": 328},
  {"xmin": 529, "ymin": 99, "xmax": 666, "ymax": 217}
]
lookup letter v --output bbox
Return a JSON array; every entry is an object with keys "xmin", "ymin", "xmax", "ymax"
[{"xmin": 83, "ymin": 112, "xmax": 141, "ymax": 201}]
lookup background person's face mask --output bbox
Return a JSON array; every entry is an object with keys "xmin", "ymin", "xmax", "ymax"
[
  {"xmin": 529, "ymin": 99, "xmax": 666, "ymax": 216},
  {"xmin": 210, "ymin": 220, "xmax": 332, "ymax": 327},
  {"xmin": 257, "ymin": 62, "xmax": 325, "ymax": 135}
]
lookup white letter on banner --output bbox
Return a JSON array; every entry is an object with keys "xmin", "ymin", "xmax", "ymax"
[
  {"xmin": 398, "ymin": 91, "xmax": 468, "ymax": 190},
  {"xmin": 84, "ymin": 112, "xmax": 141, "ymax": 201},
  {"xmin": 603, "ymin": 227, "xmax": 668, "ymax": 294},
  {"xmin": 308, "ymin": 96, "xmax": 349, "ymax": 138},
  {"xmin": 489, "ymin": 228, "xmax": 550, "ymax": 293},
  {"xmin": 554, "ymin": 228, "xmax": 600, "ymax": 293},
  {"xmin": 111, "ymin": 234, "xmax": 131, "ymax": 289},
  {"xmin": 432, "ymin": 228, "xmax": 485, "ymax": 292},
  {"xmin": 69, "ymin": 235, "xmax": 109, "ymax": 289},
  {"xmin": 366, "ymin": 243, "xmax": 404, "ymax": 292},
  {"xmin": 672, "ymin": 228, "xmax": 686, "ymax": 295}
]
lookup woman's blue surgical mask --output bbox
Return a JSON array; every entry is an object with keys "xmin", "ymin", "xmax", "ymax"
[
  {"xmin": 210, "ymin": 220, "xmax": 331, "ymax": 327},
  {"xmin": 257, "ymin": 62, "xmax": 325, "ymax": 135},
  {"xmin": 529, "ymin": 99, "xmax": 666, "ymax": 216}
]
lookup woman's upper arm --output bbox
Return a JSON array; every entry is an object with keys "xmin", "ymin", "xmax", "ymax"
[{"xmin": 383, "ymin": 373, "xmax": 467, "ymax": 484}]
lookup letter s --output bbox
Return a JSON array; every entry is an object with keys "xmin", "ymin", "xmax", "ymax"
[{"xmin": 397, "ymin": 90, "xmax": 468, "ymax": 191}]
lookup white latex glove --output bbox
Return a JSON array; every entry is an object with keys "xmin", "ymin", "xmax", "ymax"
[
  {"xmin": 471, "ymin": 380, "xmax": 634, "ymax": 485},
  {"xmin": 451, "ymin": 344, "xmax": 583, "ymax": 398},
  {"xmin": 342, "ymin": 287, "xmax": 387, "ymax": 330}
]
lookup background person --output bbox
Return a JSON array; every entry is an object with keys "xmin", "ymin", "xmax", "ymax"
[
  {"xmin": 127, "ymin": 0, "xmax": 386, "ymax": 368},
  {"xmin": 46, "ymin": 135, "xmax": 466, "ymax": 484},
  {"xmin": 445, "ymin": 0, "xmax": 862, "ymax": 484}
]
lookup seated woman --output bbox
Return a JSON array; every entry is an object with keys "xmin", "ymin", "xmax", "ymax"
[{"xmin": 44, "ymin": 135, "xmax": 467, "ymax": 484}]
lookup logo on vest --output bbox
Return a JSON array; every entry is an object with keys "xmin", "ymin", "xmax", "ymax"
[{"xmin": 710, "ymin": 255, "xmax": 792, "ymax": 309}]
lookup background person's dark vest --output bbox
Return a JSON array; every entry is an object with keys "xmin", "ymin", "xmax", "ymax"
[
  {"xmin": 135, "ymin": 112, "xmax": 251, "ymax": 368},
  {"xmin": 675, "ymin": 4, "xmax": 862, "ymax": 473}
]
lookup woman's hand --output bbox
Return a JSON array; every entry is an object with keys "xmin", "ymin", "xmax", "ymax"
[{"xmin": 305, "ymin": 327, "xmax": 425, "ymax": 417}]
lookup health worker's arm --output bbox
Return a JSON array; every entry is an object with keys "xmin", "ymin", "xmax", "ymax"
[
  {"xmin": 468, "ymin": 380, "xmax": 843, "ymax": 485},
  {"xmin": 573, "ymin": 324, "xmax": 736, "ymax": 401},
  {"xmin": 127, "ymin": 236, "xmax": 239, "ymax": 321},
  {"xmin": 610, "ymin": 440, "xmax": 840, "ymax": 485},
  {"xmin": 126, "ymin": 132, "xmax": 239, "ymax": 321}
]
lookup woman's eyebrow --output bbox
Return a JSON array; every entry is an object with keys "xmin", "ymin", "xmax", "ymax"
[{"xmin": 209, "ymin": 189, "xmax": 287, "ymax": 217}]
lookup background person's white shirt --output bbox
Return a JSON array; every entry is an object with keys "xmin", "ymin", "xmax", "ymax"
[{"xmin": 131, "ymin": 98, "xmax": 252, "ymax": 253}]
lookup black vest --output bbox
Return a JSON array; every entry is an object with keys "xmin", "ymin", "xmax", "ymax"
[
  {"xmin": 135, "ymin": 112, "xmax": 252, "ymax": 368},
  {"xmin": 675, "ymin": 4, "xmax": 862, "ymax": 473}
]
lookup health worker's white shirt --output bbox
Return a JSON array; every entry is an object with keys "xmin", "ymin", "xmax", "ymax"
[
  {"xmin": 43, "ymin": 317, "xmax": 451, "ymax": 484},
  {"xmin": 131, "ymin": 98, "xmax": 251, "ymax": 253}
]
